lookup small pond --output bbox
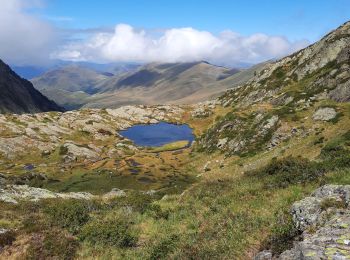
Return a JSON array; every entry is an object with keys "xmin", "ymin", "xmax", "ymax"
[{"xmin": 119, "ymin": 122, "xmax": 195, "ymax": 147}]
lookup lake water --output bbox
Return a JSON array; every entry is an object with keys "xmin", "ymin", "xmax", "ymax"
[{"xmin": 119, "ymin": 122, "xmax": 195, "ymax": 147}]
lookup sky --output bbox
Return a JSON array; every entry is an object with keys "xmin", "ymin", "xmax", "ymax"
[{"xmin": 1, "ymin": 0, "xmax": 349, "ymax": 67}]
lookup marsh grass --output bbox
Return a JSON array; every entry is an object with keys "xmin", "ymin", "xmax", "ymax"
[{"xmin": 146, "ymin": 140, "xmax": 190, "ymax": 153}]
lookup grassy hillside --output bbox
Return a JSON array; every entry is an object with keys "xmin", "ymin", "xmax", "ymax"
[{"xmin": 1, "ymin": 101, "xmax": 349, "ymax": 259}]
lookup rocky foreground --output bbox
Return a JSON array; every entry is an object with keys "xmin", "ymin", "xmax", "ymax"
[
  {"xmin": 255, "ymin": 185, "xmax": 350, "ymax": 259},
  {"xmin": 0, "ymin": 105, "xmax": 184, "ymax": 160},
  {"xmin": 0, "ymin": 101, "xmax": 219, "ymax": 199}
]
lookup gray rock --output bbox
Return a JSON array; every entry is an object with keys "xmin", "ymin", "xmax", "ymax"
[
  {"xmin": 191, "ymin": 105, "xmax": 213, "ymax": 118},
  {"xmin": 329, "ymin": 80, "xmax": 350, "ymax": 102},
  {"xmin": 0, "ymin": 228, "xmax": 9, "ymax": 234},
  {"xmin": 203, "ymin": 162, "xmax": 211, "ymax": 172},
  {"xmin": 312, "ymin": 184, "xmax": 350, "ymax": 204},
  {"xmin": 278, "ymin": 248, "xmax": 301, "ymax": 260},
  {"xmin": 102, "ymin": 188, "xmax": 126, "ymax": 199},
  {"xmin": 291, "ymin": 196, "xmax": 323, "ymax": 231},
  {"xmin": 0, "ymin": 185, "xmax": 95, "ymax": 204},
  {"xmin": 217, "ymin": 138, "xmax": 228, "ymax": 149},
  {"xmin": 312, "ymin": 107, "xmax": 337, "ymax": 121},
  {"xmin": 62, "ymin": 141, "xmax": 100, "ymax": 162},
  {"xmin": 41, "ymin": 150, "xmax": 51, "ymax": 156},
  {"xmin": 254, "ymin": 250, "xmax": 272, "ymax": 260},
  {"xmin": 278, "ymin": 185, "xmax": 350, "ymax": 259}
]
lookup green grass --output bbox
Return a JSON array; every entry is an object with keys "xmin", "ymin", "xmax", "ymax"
[
  {"xmin": 0, "ymin": 76, "xmax": 349, "ymax": 259},
  {"xmin": 146, "ymin": 140, "xmax": 190, "ymax": 153},
  {"xmin": 1, "ymin": 148, "xmax": 350, "ymax": 259},
  {"xmin": 246, "ymin": 156, "xmax": 326, "ymax": 188},
  {"xmin": 40, "ymin": 167, "xmax": 195, "ymax": 195},
  {"xmin": 79, "ymin": 211, "xmax": 138, "ymax": 247},
  {"xmin": 43, "ymin": 199, "xmax": 92, "ymax": 234}
]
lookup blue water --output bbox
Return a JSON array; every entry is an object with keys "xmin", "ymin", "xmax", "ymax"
[{"xmin": 119, "ymin": 122, "xmax": 195, "ymax": 147}]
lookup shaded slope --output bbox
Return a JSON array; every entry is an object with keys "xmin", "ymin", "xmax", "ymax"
[{"xmin": 0, "ymin": 59, "xmax": 63, "ymax": 114}]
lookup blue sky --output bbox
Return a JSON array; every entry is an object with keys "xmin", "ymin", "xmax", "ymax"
[
  {"xmin": 1, "ymin": 0, "xmax": 349, "ymax": 66},
  {"xmin": 41, "ymin": 0, "xmax": 350, "ymax": 42}
]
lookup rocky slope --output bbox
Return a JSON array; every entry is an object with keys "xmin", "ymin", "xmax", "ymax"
[
  {"xmin": 0, "ymin": 105, "xmax": 185, "ymax": 159},
  {"xmin": 32, "ymin": 64, "xmax": 112, "ymax": 94},
  {"xmin": 198, "ymin": 21, "xmax": 350, "ymax": 156},
  {"xmin": 31, "ymin": 64, "xmax": 114, "ymax": 110},
  {"xmin": 0, "ymin": 103, "xmax": 205, "ymax": 198},
  {"xmin": 0, "ymin": 59, "xmax": 63, "ymax": 114}
]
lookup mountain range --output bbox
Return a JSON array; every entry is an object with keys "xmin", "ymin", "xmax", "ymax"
[{"xmin": 31, "ymin": 61, "xmax": 267, "ymax": 109}]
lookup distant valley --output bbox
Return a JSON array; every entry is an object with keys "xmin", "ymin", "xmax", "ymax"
[{"xmin": 31, "ymin": 61, "xmax": 267, "ymax": 110}]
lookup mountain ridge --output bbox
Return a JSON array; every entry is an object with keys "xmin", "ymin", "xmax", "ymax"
[
  {"xmin": 0, "ymin": 59, "xmax": 63, "ymax": 114},
  {"xmin": 31, "ymin": 61, "xmax": 266, "ymax": 109}
]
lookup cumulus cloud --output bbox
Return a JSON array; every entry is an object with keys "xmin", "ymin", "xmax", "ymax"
[
  {"xmin": 0, "ymin": 1, "xmax": 308, "ymax": 67},
  {"xmin": 0, "ymin": 0, "xmax": 59, "ymax": 66},
  {"xmin": 53, "ymin": 24, "xmax": 309, "ymax": 66}
]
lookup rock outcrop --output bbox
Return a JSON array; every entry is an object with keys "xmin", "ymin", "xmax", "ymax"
[
  {"xmin": 199, "ymin": 21, "xmax": 350, "ymax": 156},
  {"xmin": 0, "ymin": 105, "xmax": 185, "ymax": 159},
  {"xmin": 0, "ymin": 185, "xmax": 95, "ymax": 204},
  {"xmin": 312, "ymin": 107, "xmax": 338, "ymax": 121},
  {"xmin": 255, "ymin": 185, "xmax": 350, "ymax": 259},
  {"xmin": 219, "ymin": 21, "xmax": 350, "ymax": 109}
]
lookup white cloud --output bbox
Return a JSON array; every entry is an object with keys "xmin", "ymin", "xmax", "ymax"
[
  {"xmin": 0, "ymin": 1, "xmax": 309, "ymax": 67},
  {"xmin": 53, "ymin": 23, "xmax": 309, "ymax": 66},
  {"xmin": 0, "ymin": 0, "xmax": 59, "ymax": 66}
]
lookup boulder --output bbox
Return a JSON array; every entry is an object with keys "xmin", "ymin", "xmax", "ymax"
[
  {"xmin": 62, "ymin": 142, "xmax": 100, "ymax": 162},
  {"xmin": 0, "ymin": 185, "xmax": 95, "ymax": 204},
  {"xmin": 291, "ymin": 196, "xmax": 323, "ymax": 231},
  {"xmin": 102, "ymin": 188, "xmax": 126, "ymax": 200},
  {"xmin": 312, "ymin": 107, "xmax": 337, "ymax": 121},
  {"xmin": 254, "ymin": 250, "xmax": 272, "ymax": 260},
  {"xmin": 255, "ymin": 185, "xmax": 350, "ymax": 259},
  {"xmin": 278, "ymin": 185, "xmax": 350, "ymax": 259}
]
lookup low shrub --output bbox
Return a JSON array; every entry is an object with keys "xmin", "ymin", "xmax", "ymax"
[
  {"xmin": 22, "ymin": 214, "xmax": 48, "ymax": 233},
  {"xmin": 0, "ymin": 230, "xmax": 16, "ymax": 249},
  {"xmin": 146, "ymin": 204, "xmax": 170, "ymax": 220},
  {"xmin": 320, "ymin": 131, "xmax": 350, "ymax": 169},
  {"xmin": 262, "ymin": 210, "xmax": 300, "ymax": 255},
  {"xmin": 79, "ymin": 214, "xmax": 137, "ymax": 247},
  {"xmin": 149, "ymin": 234, "xmax": 179, "ymax": 260},
  {"xmin": 246, "ymin": 156, "xmax": 325, "ymax": 188},
  {"xmin": 110, "ymin": 191, "xmax": 156, "ymax": 214},
  {"xmin": 97, "ymin": 128, "xmax": 113, "ymax": 136},
  {"xmin": 59, "ymin": 145, "xmax": 68, "ymax": 155},
  {"xmin": 43, "ymin": 199, "xmax": 91, "ymax": 234},
  {"xmin": 313, "ymin": 136, "xmax": 325, "ymax": 145},
  {"xmin": 329, "ymin": 112, "xmax": 343, "ymax": 124},
  {"xmin": 26, "ymin": 230, "xmax": 79, "ymax": 260}
]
